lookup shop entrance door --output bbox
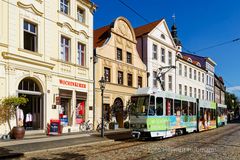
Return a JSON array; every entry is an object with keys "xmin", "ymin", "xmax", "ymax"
[{"xmin": 18, "ymin": 78, "xmax": 43, "ymax": 130}]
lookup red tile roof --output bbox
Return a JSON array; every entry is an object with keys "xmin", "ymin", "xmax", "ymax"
[
  {"xmin": 94, "ymin": 25, "xmax": 111, "ymax": 48},
  {"xmin": 134, "ymin": 19, "xmax": 164, "ymax": 37}
]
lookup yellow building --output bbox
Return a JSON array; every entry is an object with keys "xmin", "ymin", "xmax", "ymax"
[
  {"xmin": 94, "ymin": 17, "xmax": 147, "ymax": 128},
  {"xmin": 0, "ymin": 0, "xmax": 96, "ymax": 135}
]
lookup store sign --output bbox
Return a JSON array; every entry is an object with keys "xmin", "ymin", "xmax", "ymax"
[{"xmin": 59, "ymin": 79, "xmax": 86, "ymax": 89}]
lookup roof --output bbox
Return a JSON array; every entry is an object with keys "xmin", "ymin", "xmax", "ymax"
[
  {"xmin": 94, "ymin": 25, "xmax": 111, "ymax": 48},
  {"xmin": 134, "ymin": 19, "xmax": 163, "ymax": 37},
  {"xmin": 181, "ymin": 52, "xmax": 206, "ymax": 68}
]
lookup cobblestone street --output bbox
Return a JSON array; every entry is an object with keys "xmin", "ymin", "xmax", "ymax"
[{"xmin": 22, "ymin": 123, "xmax": 240, "ymax": 160}]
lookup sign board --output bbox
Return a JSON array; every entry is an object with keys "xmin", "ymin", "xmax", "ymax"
[{"xmin": 48, "ymin": 119, "xmax": 61, "ymax": 135}]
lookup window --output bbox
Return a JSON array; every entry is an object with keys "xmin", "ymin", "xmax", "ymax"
[
  {"xmin": 60, "ymin": 0, "xmax": 69, "ymax": 14},
  {"xmin": 184, "ymin": 85, "xmax": 187, "ymax": 96},
  {"xmin": 77, "ymin": 7, "xmax": 85, "ymax": 23},
  {"xmin": 127, "ymin": 74, "xmax": 132, "ymax": 86},
  {"xmin": 77, "ymin": 43, "xmax": 85, "ymax": 66},
  {"xmin": 189, "ymin": 68, "xmax": 192, "ymax": 79},
  {"xmin": 179, "ymin": 84, "xmax": 182, "ymax": 95},
  {"xmin": 138, "ymin": 76, "xmax": 142, "ymax": 88},
  {"xmin": 202, "ymin": 73, "xmax": 204, "ymax": 83},
  {"xmin": 174, "ymin": 100, "xmax": 181, "ymax": 116},
  {"xmin": 166, "ymin": 98, "xmax": 173, "ymax": 115},
  {"xmin": 153, "ymin": 71, "xmax": 157, "ymax": 87},
  {"xmin": 194, "ymin": 70, "xmax": 196, "ymax": 80},
  {"xmin": 189, "ymin": 87, "xmax": 192, "ymax": 97},
  {"xmin": 198, "ymin": 89, "xmax": 201, "ymax": 99},
  {"xmin": 61, "ymin": 36, "xmax": 70, "ymax": 62},
  {"xmin": 168, "ymin": 51, "xmax": 172, "ymax": 65},
  {"xmin": 207, "ymin": 75, "xmax": 209, "ymax": 85},
  {"xmin": 24, "ymin": 21, "xmax": 37, "ymax": 52},
  {"xmin": 198, "ymin": 72, "xmax": 201, "ymax": 82},
  {"xmin": 161, "ymin": 48, "xmax": 165, "ymax": 63},
  {"xmin": 184, "ymin": 66, "xmax": 187, "ymax": 77},
  {"xmin": 156, "ymin": 97, "xmax": 163, "ymax": 116},
  {"xmin": 194, "ymin": 88, "xmax": 197, "ymax": 98},
  {"xmin": 152, "ymin": 44, "xmax": 157, "ymax": 59},
  {"xmin": 207, "ymin": 91, "xmax": 209, "ymax": 100},
  {"xmin": 182, "ymin": 101, "xmax": 188, "ymax": 116},
  {"xmin": 168, "ymin": 75, "xmax": 172, "ymax": 91},
  {"xmin": 118, "ymin": 71, "xmax": 123, "ymax": 85},
  {"xmin": 202, "ymin": 90, "xmax": 204, "ymax": 100},
  {"xmin": 127, "ymin": 52, "xmax": 132, "ymax": 64},
  {"xmin": 179, "ymin": 63, "xmax": 182, "ymax": 76},
  {"xmin": 104, "ymin": 67, "xmax": 110, "ymax": 82},
  {"xmin": 117, "ymin": 48, "xmax": 122, "ymax": 61}
]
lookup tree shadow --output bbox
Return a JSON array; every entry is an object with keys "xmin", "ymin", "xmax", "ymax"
[
  {"xmin": 28, "ymin": 152, "xmax": 86, "ymax": 160},
  {"xmin": 0, "ymin": 147, "xmax": 24, "ymax": 159}
]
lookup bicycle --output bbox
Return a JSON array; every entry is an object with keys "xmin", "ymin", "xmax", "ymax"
[
  {"xmin": 96, "ymin": 120, "xmax": 109, "ymax": 132},
  {"xmin": 79, "ymin": 120, "xmax": 93, "ymax": 131}
]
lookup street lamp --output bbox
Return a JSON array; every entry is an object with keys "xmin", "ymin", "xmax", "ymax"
[{"xmin": 99, "ymin": 76, "xmax": 106, "ymax": 137}]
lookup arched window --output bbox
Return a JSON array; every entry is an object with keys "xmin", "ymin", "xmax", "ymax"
[
  {"xmin": 176, "ymin": 52, "xmax": 183, "ymax": 58},
  {"xmin": 187, "ymin": 58, "xmax": 192, "ymax": 63},
  {"xmin": 196, "ymin": 62, "xmax": 201, "ymax": 67},
  {"xmin": 18, "ymin": 78, "xmax": 40, "ymax": 92}
]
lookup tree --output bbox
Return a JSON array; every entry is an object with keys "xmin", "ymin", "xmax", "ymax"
[{"xmin": 0, "ymin": 96, "xmax": 28, "ymax": 131}]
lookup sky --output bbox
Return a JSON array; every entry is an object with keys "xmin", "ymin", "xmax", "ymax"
[{"xmin": 92, "ymin": 0, "xmax": 240, "ymax": 97}]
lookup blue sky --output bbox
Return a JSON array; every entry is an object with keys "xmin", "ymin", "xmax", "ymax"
[{"xmin": 93, "ymin": 0, "xmax": 240, "ymax": 97}]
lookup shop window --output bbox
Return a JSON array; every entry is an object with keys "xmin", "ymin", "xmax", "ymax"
[
  {"xmin": 24, "ymin": 21, "xmax": 37, "ymax": 52},
  {"xmin": 76, "ymin": 100, "xmax": 85, "ymax": 124},
  {"xmin": 77, "ymin": 43, "xmax": 85, "ymax": 66},
  {"xmin": 104, "ymin": 104, "xmax": 111, "ymax": 122}
]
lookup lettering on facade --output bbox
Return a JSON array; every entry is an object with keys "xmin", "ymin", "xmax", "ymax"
[{"xmin": 59, "ymin": 79, "xmax": 86, "ymax": 88}]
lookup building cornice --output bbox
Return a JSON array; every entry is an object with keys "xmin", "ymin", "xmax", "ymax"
[
  {"xmin": 0, "ymin": 43, "xmax": 8, "ymax": 48},
  {"xmin": 77, "ymin": 0, "xmax": 97, "ymax": 14},
  {"xmin": 57, "ymin": 22, "xmax": 89, "ymax": 38},
  {"xmin": 2, "ymin": 52, "xmax": 55, "ymax": 69}
]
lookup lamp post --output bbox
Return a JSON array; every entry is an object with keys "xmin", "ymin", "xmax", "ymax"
[{"xmin": 99, "ymin": 76, "xmax": 106, "ymax": 137}]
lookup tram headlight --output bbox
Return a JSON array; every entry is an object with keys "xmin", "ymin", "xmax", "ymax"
[{"xmin": 130, "ymin": 124, "xmax": 136, "ymax": 128}]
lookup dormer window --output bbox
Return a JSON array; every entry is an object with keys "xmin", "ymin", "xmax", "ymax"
[
  {"xmin": 177, "ymin": 52, "xmax": 182, "ymax": 58},
  {"xmin": 188, "ymin": 58, "xmax": 192, "ymax": 63}
]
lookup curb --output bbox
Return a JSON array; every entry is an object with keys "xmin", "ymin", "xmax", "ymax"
[{"xmin": 23, "ymin": 139, "xmax": 114, "ymax": 156}]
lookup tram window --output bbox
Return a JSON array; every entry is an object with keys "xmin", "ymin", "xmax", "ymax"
[
  {"xmin": 148, "ymin": 105, "xmax": 155, "ymax": 116},
  {"xmin": 206, "ymin": 109, "xmax": 210, "ymax": 121},
  {"xmin": 182, "ymin": 101, "xmax": 188, "ymax": 115},
  {"xmin": 189, "ymin": 102, "xmax": 193, "ymax": 116},
  {"xmin": 200, "ymin": 108, "xmax": 204, "ymax": 120},
  {"xmin": 156, "ymin": 97, "xmax": 163, "ymax": 116},
  {"xmin": 174, "ymin": 100, "xmax": 181, "ymax": 116},
  {"xmin": 193, "ymin": 103, "xmax": 196, "ymax": 115},
  {"xmin": 166, "ymin": 98, "xmax": 173, "ymax": 116},
  {"xmin": 150, "ymin": 96, "xmax": 155, "ymax": 105}
]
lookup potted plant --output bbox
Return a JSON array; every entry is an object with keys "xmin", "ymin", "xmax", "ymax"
[{"xmin": 0, "ymin": 96, "xmax": 28, "ymax": 139}]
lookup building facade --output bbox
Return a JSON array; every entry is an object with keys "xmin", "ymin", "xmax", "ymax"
[
  {"xmin": 214, "ymin": 75, "xmax": 225, "ymax": 105},
  {"xmin": 94, "ymin": 17, "xmax": 147, "ymax": 128},
  {"xmin": 135, "ymin": 19, "xmax": 177, "ymax": 92},
  {"xmin": 0, "ymin": 0, "xmax": 96, "ymax": 135},
  {"xmin": 176, "ymin": 53, "xmax": 206, "ymax": 100}
]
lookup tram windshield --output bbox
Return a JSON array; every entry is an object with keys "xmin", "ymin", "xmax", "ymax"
[{"xmin": 130, "ymin": 96, "xmax": 149, "ymax": 116}]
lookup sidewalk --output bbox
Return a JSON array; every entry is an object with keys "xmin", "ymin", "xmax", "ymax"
[{"xmin": 0, "ymin": 128, "xmax": 131, "ymax": 159}]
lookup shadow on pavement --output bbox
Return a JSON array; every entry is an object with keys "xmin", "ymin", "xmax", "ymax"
[
  {"xmin": 0, "ymin": 147, "xmax": 23, "ymax": 159},
  {"xmin": 28, "ymin": 152, "xmax": 86, "ymax": 160}
]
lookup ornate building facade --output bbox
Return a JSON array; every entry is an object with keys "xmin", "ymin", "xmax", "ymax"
[
  {"xmin": 94, "ymin": 17, "xmax": 147, "ymax": 128},
  {"xmin": 0, "ymin": 0, "xmax": 96, "ymax": 135}
]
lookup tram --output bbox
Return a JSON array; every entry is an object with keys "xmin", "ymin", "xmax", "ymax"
[{"xmin": 130, "ymin": 87, "xmax": 227, "ymax": 139}]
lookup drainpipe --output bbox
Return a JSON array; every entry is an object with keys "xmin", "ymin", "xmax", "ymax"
[{"xmin": 93, "ymin": 49, "xmax": 97, "ymax": 128}]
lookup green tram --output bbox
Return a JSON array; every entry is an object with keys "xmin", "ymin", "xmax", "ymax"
[{"xmin": 130, "ymin": 88, "xmax": 227, "ymax": 139}]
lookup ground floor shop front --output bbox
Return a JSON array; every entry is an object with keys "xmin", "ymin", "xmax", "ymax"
[{"xmin": 0, "ymin": 65, "xmax": 93, "ymax": 136}]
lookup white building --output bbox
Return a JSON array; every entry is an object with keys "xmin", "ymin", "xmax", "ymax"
[
  {"xmin": 135, "ymin": 19, "xmax": 177, "ymax": 92},
  {"xmin": 0, "ymin": 0, "xmax": 96, "ymax": 136}
]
